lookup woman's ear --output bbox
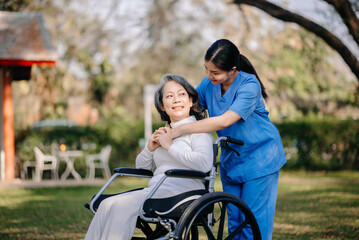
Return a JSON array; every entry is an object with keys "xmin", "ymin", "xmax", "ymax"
[{"xmin": 189, "ymin": 97, "xmax": 193, "ymax": 108}]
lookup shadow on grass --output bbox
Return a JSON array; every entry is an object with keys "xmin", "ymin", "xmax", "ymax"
[
  {"xmin": 274, "ymin": 173, "xmax": 359, "ymax": 240},
  {"xmin": 1, "ymin": 173, "xmax": 358, "ymax": 240},
  {"xmin": 0, "ymin": 178, "xmax": 149, "ymax": 240},
  {"xmin": 0, "ymin": 186, "xmax": 97, "ymax": 239}
]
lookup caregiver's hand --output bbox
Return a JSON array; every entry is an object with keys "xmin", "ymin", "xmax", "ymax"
[{"xmin": 154, "ymin": 127, "xmax": 172, "ymax": 150}]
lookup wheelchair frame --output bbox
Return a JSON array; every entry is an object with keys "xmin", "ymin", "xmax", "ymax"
[{"xmin": 85, "ymin": 136, "xmax": 261, "ymax": 240}]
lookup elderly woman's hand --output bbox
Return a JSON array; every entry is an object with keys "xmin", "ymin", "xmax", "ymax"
[
  {"xmin": 154, "ymin": 127, "xmax": 172, "ymax": 150},
  {"xmin": 147, "ymin": 131, "xmax": 161, "ymax": 152}
]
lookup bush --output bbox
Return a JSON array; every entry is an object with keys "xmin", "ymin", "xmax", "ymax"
[
  {"xmin": 15, "ymin": 120, "xmax": 145, "ymax": 178},
  {"xmin": 277, "ymin": 118, "xmax": 359, "ymax": 170},
  {"xmin": 15, "ymin": 118, "xmax": 358, "ymax": 178}
]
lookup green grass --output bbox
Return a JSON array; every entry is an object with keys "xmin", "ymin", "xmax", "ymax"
[
  {"xmin": 274, "ymin": 171, "xmax": 359, "ymax": 239},
  {"xmin": 0, "ymin": 171, "xmax": 358, "ymax": 239}
]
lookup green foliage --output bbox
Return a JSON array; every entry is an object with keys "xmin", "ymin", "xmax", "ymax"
[
  {"xmin": 260, "ymin": 26, "xmax": 358, "ymax": 122},
  {"xmin": 8, "ymin": 0, "xmax": 359, "ymax": 176},
  {"xmin": 16, "ymin": 117, "xmax": 359, "ymax": 176},
  {"xmin": 0, "ymin": 0, "xmax": 29, "ymax": 11},
  {"xmin": 277, "ymin": 118, "xmax": 359, "ymax": 171},
  {"xmin": 16, "ymin": 126, "xmax": 104, "ymax": 161},
  {"xmin": 92, "ymin": 108, "xmax": 145, "ymax": 168},
  {"xmin": 77, "ymin": 51, "xmax": 114, "ymax": 104},
  {"xmin": 9, "ymin": 1, "xmax": 359, "ymax": 130},
  {"xmin": 92, "ymin": 60, "xmax": 114, "ymax": 104},
  {"xmin": 15, "ymin": 119, "xmax": 144, "ymax": 177}
]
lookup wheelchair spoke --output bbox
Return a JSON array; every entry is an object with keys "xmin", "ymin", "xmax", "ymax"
[
  {"xmin": 190, "ymin": 226, "xmax": 199, "ymax": 240},
  {"xmin": 225, "ymin": 219, "xmax": 248, "ymax": 240},
  {"xmin": 217, "ymin": 202, "xmax": 228, "ymax": 240},
  {"xmin": 198, "ymin": 212, "xmax": 216, "ymax": 240},
  {"xmin": 174, "ymin": 192, "xmax": 261, "ymax": 240},
  {"xmin": 184, "ymin": 211, "xmax": 215, "ymax": 240}
]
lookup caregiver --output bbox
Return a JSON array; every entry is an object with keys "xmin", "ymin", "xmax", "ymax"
[{"xmin": 169, "ymin": 39, "xmax": 287, "ymax": 240}]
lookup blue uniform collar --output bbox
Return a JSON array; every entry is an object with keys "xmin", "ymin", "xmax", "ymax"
[{"xmin": 214, "ymin": 72, "xmax": 242, "ymax": 99}]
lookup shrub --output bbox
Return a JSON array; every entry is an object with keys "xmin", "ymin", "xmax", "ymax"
[
  {"xmin": 277, "ymin": 119, "xmax": 359, "ymax": 170},
  {"xmin": 15, "ymin": 118, "xmax": 358, "ymax": 178},
  {"xmin": 15, "ymin": 120, "xmax": 144, "ymax": 178}
]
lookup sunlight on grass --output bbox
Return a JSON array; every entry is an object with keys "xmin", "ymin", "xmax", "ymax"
[
  {"xmin": 0, "ymin": 188, "xmax": 56, "ymax": 208},
  {"xmin": 0, "ymin": 171, "xmax": 358, "ymax": 239},
  {"xmin": 274, "ymin": 171, "xmax": 359, "ymax": 240}
]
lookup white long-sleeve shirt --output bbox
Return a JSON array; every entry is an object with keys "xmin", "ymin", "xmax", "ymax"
[
  {"xmin": 85, "ymin": 116, "xmax": 214, "ymax": 240},
  {"xmin": 136, "ymin": 115, "xmax": 213, "ymax": 194}
]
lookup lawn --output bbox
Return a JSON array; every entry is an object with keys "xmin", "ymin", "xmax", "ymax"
[
  {"xmin": 0, "ymin": 171, "xmax": 358, "ymax": 239},
  {"xmin": 274, "ymin": 171, "xmax": 359, "ymax": 240}
]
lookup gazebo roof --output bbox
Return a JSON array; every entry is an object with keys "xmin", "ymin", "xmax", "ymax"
[{"xmin": 0, "ymin": 11, "xmax": 57, "ymax": 66}]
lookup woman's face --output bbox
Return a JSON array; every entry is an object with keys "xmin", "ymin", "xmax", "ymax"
[
  {"xmin": 204, "ymin": 60, "xmax": 234, "ymax": 85},
  {"xmin": 162, "ymin": 81, "xmax": 193, "ymax": 122}
]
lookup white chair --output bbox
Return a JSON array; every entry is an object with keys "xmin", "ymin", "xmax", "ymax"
[
  {"xmin": 86, "ymin": 145, "xmax": 112, "ymax": 180},
  {"xmin": 22, "ymin": 147, "xmax": 59, "ymax": 181}
]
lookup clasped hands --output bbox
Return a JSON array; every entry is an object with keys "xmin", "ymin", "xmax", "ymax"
[{"xmin": 147, "ymin": 127, "xmax": 173, "ymax": 152}]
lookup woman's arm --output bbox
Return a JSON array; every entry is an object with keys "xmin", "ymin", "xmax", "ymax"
[
  {"xmin": 154, "ymin": 129, "xmax": 213, "ymax": 172},
  {"xmin": 136, "ymin": 147, "xmax": 155, "ymax": 170},
  {"xmin": 168, "ymin": 133, "xmax": 213, "ymax": 172},
  {"xmin": 136, "ymin": 131, "xmax": 161, "ymax": 170},
  {"xmin": 171, "ymin": 110, "xmax": 241, "ymax": 138}
]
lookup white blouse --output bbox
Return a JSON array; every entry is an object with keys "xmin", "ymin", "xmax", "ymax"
[{"xmin": 136, "ymin": 116, "xmax": 213, "ymax": 195}]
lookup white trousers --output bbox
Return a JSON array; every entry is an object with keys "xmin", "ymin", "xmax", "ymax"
[{"xmin": 84, "ymin": 188, "xmax": 175, "ymax": 240}]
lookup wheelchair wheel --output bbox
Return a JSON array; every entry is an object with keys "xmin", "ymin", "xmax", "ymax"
[{"xmin": 175, "ymin": 192, "xmax": 261, "ymax": 240}]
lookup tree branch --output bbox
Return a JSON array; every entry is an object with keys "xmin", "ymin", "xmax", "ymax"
[
  {"xmin": 323, "ymin": 0, "xmax": 359, "ymax": 46},
  {"xmin": 232, "ymin": 0, "xmax": 359, "ymax": 81}
]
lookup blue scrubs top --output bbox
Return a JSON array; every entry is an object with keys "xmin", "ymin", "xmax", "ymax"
[{"xmin": 196, "ymin": 71, "xmax": 287, "ymax": 183}]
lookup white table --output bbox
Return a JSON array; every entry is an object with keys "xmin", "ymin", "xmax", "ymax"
[{"xmin": 59, "ymin": 150, "xmax": 83, "ymax": 180}]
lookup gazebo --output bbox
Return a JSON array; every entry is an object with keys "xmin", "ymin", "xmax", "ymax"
[{"xmin": 0, "ymin": 11, "xmax": 57, "ymax": 181}]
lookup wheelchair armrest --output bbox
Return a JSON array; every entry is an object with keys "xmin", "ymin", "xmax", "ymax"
[
  {"xmin": 165, "ymin": 169, "xmax": 207, "ymax": 179},
  {"xmin": 113, "ymin": 167, "xmax": 153, "ymax": 177}
]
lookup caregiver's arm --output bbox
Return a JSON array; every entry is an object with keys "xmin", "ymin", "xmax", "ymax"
[{"xmin": 171, "ymin": 110, "xmax": 241, "ymax": 138}]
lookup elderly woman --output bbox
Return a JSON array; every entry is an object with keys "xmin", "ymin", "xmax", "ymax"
[{"xmin": 84, "ymin": 74, "xmax": 213, "ymax": 240}]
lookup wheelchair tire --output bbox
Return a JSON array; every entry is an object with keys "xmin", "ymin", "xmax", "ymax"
[{"xmin": 174, "ymin": 192, "xmax": 261, "ymax": 240}]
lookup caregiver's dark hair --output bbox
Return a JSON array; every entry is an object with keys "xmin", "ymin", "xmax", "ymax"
[
  {"xmin": 205, "ymin": 39, "xmax": 268, "ymax": 100},
  {"xmin": 155, "ymin": 74, "xmax": 207, "ymax": 124}
]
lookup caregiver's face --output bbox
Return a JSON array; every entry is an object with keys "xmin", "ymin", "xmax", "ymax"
[{"xmin": 205, "ymin": 60, "xmax": 234, "ymax": 85}]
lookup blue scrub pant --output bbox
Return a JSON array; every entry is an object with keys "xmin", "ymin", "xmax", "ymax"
[{"xmin": 222, "ymin": 172, "xmax": 279, "ymax": 240}]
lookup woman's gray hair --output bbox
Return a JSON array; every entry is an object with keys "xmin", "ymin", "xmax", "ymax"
[{"xmin": 154, "ymin": 73, "xmax": 206, "ymax": 123}]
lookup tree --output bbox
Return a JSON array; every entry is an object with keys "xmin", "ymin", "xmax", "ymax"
[
  {"xmin": 0, "ymin": 0, "xmax": 29, "ymax": 11},
  {"xmin": 258, "ymin": 24, "xmax": 358, "ymax": 120},
  {"xmin": 232, "ymin": 0, "xmax": 359, "ymax": 81},
  {"xmin": 5, "ymin": 0, "xmax": 358, "ymax": 128}
]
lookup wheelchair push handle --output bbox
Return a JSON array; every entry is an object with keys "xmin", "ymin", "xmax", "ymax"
[
  {"xmin": 214, "ymin": 136, "xmax": 244, "ymax": 146},
  {"xmin": 226, "ymin": 136, "xmax": 244, "ymax": 146},
  {"xmin": 212, "ymin": 136, "xmax": 244, "ymax": 161}
]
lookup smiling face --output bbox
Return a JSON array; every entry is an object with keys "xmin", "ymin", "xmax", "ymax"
[
  {"xmin": 161, "ymin": 80, "xmax": 193, "ymax": 122},
  {"xmin": 204, "ymin": 60, "xmax": 236, "ymax": 85}
]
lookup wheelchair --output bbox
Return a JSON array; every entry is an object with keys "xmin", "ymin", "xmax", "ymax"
[{"xmin": 85, "ymin": 136, "xmax": 261, "ymax": 240}]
